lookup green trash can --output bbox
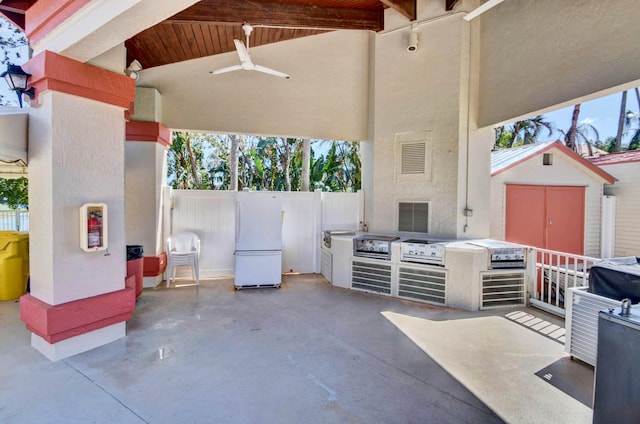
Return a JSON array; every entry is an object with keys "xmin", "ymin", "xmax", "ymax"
[{"xmin": 0, "ymin": 231, "xmax": 29, "ymax": 301}]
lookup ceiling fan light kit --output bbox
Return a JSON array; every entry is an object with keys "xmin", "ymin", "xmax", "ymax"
[{"xmin": 210, "ymin": 23, "xmax": 291, "ymax": 79}]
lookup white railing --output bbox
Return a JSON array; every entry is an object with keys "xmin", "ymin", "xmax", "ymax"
[
  {"xmin": 0, "ymin": 210, "xmax": 29, "ymax": 231},
  {"xmin": 529, "ymin": 247, "xmax": 600, "ymax": 317}
]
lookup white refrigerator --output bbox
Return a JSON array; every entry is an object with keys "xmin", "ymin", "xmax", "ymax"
[{"xmin": 234, "ymin": 191, "xmax": 283, "ymax": 288}]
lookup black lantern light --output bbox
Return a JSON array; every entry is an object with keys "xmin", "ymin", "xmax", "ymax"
[{"xmin": 1, "ymin": 64, "xmax": 35, "ymax": 108}]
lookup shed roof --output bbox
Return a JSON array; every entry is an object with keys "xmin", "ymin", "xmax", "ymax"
[
  {"xmin": 491, "ymin": 140, "xmax": 616, "ymax": 184},
  {"xmin": 588, "ymin": 150, "xmax": 640, "ymax": 166}
]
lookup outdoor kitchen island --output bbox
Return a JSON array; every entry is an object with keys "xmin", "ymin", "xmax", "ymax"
[{"xmin": 325, "ymin": 234, "xmax": 530, "ymax": 312}]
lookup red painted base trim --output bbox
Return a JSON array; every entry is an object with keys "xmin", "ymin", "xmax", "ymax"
[
  {"xmin": 20, "ymin": 287, "xmax": 136, "ymax": 344},
  {"xmin": 126, "ymin": 121, "xmax": 172, "ymax": 147},
  {"xmin": 144, "ymin": 253, "xmax": 167, "ymax": 277},
  {"xmin": 22, "ymin": 51, "xmax": 136, "ymax": 111}
]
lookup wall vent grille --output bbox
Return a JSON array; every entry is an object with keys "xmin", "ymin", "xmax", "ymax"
[
  {"xmin": 401, "ymin": 142, "xmax": 426, "ymax": 174},
  {"xmin": 351, "ymin": 260, "xmax": 392, "ymax": 295},
  {"xmin": 481, "ymin": 272, "xmax": 526, "ymax": 309},
  {"xmin": 398, "ymin": 266, "xmax": 446, "ymax": 305}
]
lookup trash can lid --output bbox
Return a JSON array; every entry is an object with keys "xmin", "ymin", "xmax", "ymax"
[{"xmin": 126, "ymin": 245, "xmax": 144, "ymax": 260}]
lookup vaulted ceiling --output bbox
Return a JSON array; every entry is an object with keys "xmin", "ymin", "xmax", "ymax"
[{"xmin": 1, "ymin": 0, "xmax": 462, "ymax": 69}]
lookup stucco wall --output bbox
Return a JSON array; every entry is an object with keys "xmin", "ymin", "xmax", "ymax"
[
  {"xmin": 478, "ymin": 0, "xmax": 640, "ymax": 128},
  {"xmin": 28, "ymin": 92, "xmax": 127, "ymax": 305},
  {"xmin": 125, "ymin": 142, "xmax": 166, "ymax": 256},
  {"xmin": 371, "ymin": 12, "xmax": 482, "ymax": 238},
  {"xmin": 489, "ymin": 147, "xmax": 604, "ymax": 257},
  {"xmin": 138, "ymin": 30, "xmax": 371, "ymax": 142},
  {"xmin": 600, "ymin": 162, "xmax": 640, "ymax": 257}
]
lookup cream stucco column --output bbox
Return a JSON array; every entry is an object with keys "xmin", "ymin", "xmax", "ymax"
[
  {"xmin": 126, "ymin": 87, "xmax": 171, "ymax": 288},
  {"xmin": 19, "ymin": 51, "xmax": 137, "ymax": 361}
]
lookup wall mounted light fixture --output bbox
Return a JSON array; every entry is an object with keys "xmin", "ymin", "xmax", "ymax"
[{"xmin": 1, "ymin": 64, "xmax": 35, "ymax": 108}]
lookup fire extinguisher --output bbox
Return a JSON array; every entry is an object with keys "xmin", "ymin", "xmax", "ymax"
[{"xmin": 87, "ymin": 212, "xmax": 101, "ymax": 248}]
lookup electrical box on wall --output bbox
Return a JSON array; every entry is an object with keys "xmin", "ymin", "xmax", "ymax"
[{"xmin": 80, "ymin": 203, "xmax": 108, "ymax": 252}]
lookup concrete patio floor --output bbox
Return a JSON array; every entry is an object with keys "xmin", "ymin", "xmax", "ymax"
[{"xmin": 0, "ymin": 274, "xmax": 593, "ymax": 423}]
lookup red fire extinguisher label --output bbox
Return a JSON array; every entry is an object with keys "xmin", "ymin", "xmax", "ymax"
[{"xmin": 88, "ymin": 213, "xmax": 100, "ymax": 248}]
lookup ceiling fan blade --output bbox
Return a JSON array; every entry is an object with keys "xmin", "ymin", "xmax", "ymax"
[
  {"xmin": 254, "ymin": 64, "xmax": 291, "ymax": 79},
  {"xmin": 210, "ymin": 65, "xmax": 242, "ymax": 75},
  {"xmin": 234, "ymin": 39, "xmax": 251, "ymax": 63}
]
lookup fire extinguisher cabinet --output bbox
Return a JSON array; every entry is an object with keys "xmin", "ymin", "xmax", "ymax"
[{"xmin": 79, "ymin": 203, "xmax": 108, "ymax": 252}]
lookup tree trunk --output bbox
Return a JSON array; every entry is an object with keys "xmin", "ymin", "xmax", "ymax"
[
  {"xmin": 229, "ymin": 135, "xmax": 239, "ymax": 191},
  {"xmin": 283, "ymin": 139, "xmax": 292, "ymax": 191},
  {"xmin": 615, "ymin": 90, "xmax": 627, "ymax": 152},
  {"xmin": 301, "ymin": 138, "xmax": 311, "ymax": 191},
  {"xmin": 185, "ymin": 133, "xmax": 200, "ymax": 188},
  {"xmin": 566, "ymin": 104, "xmax": 581, "ymax": 151}
]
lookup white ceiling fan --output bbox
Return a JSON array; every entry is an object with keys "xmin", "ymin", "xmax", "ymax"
[{"xmin": 210, "ymin": 23, "xmax": 291, "ymax": 79}]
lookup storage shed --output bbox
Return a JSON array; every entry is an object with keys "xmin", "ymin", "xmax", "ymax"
[
  {"xmin": 589, "ymin": 150, "xmax": 640, "ymax": 257},
  {"xmin": 490, "ymin": 141, "xmax": 615, "ymax": 256}
]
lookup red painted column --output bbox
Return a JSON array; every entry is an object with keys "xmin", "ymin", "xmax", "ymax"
[{"xmin": 20, "ymin": 50, "xmax": 137, "ymax": 360}]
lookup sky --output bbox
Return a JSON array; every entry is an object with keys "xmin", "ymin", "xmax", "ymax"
[{"xmin": 540, "ymin": 91, "xmax": 640, "ymax": 146}]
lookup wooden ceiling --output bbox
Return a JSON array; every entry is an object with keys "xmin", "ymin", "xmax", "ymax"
[{"xmin": 1, "ymin": 0, "xmax": 462, "ymax": 70}]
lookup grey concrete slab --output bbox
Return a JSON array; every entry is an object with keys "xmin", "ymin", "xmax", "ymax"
[{"xmin": 0, "ymin": 275, "xmax": 591, "ymax": 423}]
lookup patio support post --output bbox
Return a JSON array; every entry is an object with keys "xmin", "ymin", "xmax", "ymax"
[
  {"xmin": 19, "ymin": 50, "xmax": 137, "ymax": 361},
  {"xmin": 125, "ymin": 118, "xmax": 171, "ymax": 288}
]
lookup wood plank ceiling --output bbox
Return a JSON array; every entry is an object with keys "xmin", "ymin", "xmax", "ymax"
[{"xmin": 0, "ymin": 0, "xmax": 463, "ymax": 70}]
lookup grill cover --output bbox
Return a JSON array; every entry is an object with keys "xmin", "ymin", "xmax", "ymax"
[{"xmin": 588, "ymin": 257, "xmax": 640, "ymax": 303}]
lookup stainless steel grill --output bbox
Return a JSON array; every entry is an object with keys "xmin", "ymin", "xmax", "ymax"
[
  {"xmin": 399, "ymin": 238, "xmax": 449, "ymax": 266},
  {"xmin": 468, "ymin": 239, "xmax": 527, "ymax": 269},
  {"xmin": 352, "ymin": 234, "xmax": 399, "ymax": 260}
]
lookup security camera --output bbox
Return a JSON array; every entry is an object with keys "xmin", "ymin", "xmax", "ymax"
[
  {"xmin": 125, "ymin": 60, "xmax": 143, "ymax": 79},
  {"xmin": 407, "ymin": 31, "xmax": 419, "ymax": 52}
]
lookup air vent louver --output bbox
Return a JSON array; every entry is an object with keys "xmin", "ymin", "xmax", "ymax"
[
  {"xmin": 481, "ymin": 272, "xmax": 526, "ymax": 309},
  {"xmin": 401, "ymin": 142, "xmax": 426, "ymax": 175},
  {"xmin": 351, "ymin": 260, "xmax": 392, "ymax": 295},
  {"xmin": 398, "ymin": 266, "xmax": 446, "ymax": 305}
]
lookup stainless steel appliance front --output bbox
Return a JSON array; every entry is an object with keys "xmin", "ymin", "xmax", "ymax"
[
  {"xmin": 468, "ymin": 239, "xmax": 527, "ymax": 269},
  {"xmin": 353, "ymin": 235, "xmax": 400, "ymax": 260},
  {"xmin": 399, "ymin": 239, "xmax": 450, "ymax": 266}
]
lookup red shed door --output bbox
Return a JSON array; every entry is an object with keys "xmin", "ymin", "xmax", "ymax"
[{"xmin": 505, "ymin": 184, "xmax": 584, "ymax": 255}]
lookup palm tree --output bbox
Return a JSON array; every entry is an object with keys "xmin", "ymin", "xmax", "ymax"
[
  {"xmin": 493, "ymin": 116, "xmax": 554, "ymax": 149},
  {"xmin": 301, "ymin": 139, "xmax": 311, "ymax": 191},
  {"xmin": 167, "ymin": 131, "xmax": 210, "ymax": 190},
  {"xmin": 623, "ymin": 88, "xmax": 640, "ymax": 151},
  {"xmin": 615, "ymin": 90, "xmax": 628, "ymax": 152},
  {"xmin": 558, "ymin": 104, "xmax": 600, "ymax": 155},
  {"xmin": 228, "ymin": 135, "xmax": 240, "ymax": 190}
]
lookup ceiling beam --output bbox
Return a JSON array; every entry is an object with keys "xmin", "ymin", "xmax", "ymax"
[
  {"xmin": 0, "ymin": 0, "xmax": 36, "ymax": 30},
  {"xmin": 379, "ymin": 0, "xmax": 416, "ymax": 21},
  {"xmin": 445, "ymin": 0, "xmax": 460, "ymax": 11},
  {"xmin": 167, "ymin": 0, "xmax": 385, "ymax": 32},
  {"xmin": 0, "ymin": 9, "xmax": 25, "ymax": 30},
  {"xmin": 0, "ymin": 0, "xmax": 33, "ymax": 13}
]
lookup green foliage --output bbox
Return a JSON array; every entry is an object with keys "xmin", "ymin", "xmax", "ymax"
[
  {"xmin": 167, "ymin": 132, "xmax": 361, "ymax": 192},
  {"xmin": 0, "ymin": 177, "xmax": 28, "ymax": 209},
  {"xmin": 493, "ymin": 116, "xmax": 554, "ymax": 149},
  {"xmin": 0, "ymin": 17, "xmax": 29, "ymax": 106}
]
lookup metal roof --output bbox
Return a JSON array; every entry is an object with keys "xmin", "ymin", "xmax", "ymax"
[
  {"xmin": 491, "ymin": 142, "xmax": 555, "ymax": 175},
  {"xmin": 589, "ymin": 150, "xmax": 640, "ymax": 166},
  {"xmin": 491, "ymin": 140, "xmax": 616, "ymax": 184}
]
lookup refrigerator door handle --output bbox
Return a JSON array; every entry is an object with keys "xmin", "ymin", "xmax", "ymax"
[{"xmin": 236, "ymin": 202, "xmax": 241, "ymax": 242}]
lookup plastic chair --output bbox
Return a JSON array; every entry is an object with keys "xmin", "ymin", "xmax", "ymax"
[{"xmin": 166, "ymin": 232, "xmax": 200, "ymax": 287}]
